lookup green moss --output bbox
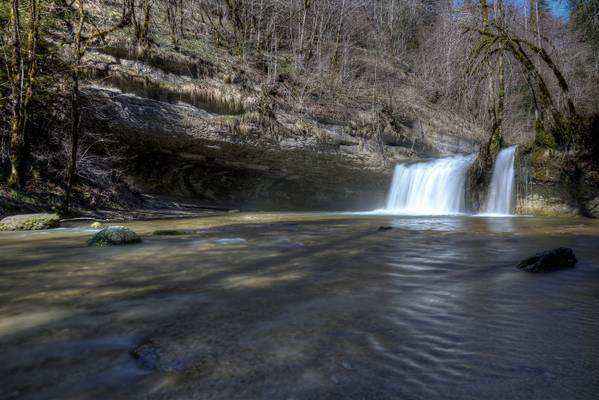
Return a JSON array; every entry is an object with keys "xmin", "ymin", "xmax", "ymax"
[
  {"xmin": 87, "ymin": 226, "xmax": 141, "ymax": 246},
  {"xmin": 0, "ymin": 213, "xmax": 60, "ymax": 231},
  {"xmin": 535, "ymin": 130, "xmax": 557, "ymax": 149},
  {"xmin": 90, "ymin": 222, "xmax": 106, "ymax": 229}
]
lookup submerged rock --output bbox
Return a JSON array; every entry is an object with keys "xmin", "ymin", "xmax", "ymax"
[
  {"xmin": 131, "ymin": 340, "xmax": 185, "ymax": 372},
  {"xmin": 87, "ymin": 226, "xmax": 141, "ymax": 246},
  {"xmin": 152, "ymin": 229, "xmax": 194, "ymax": 236},
  {"xmin": 517, "ymin": 248, "xmax": 577, "ymax": 272},
  {"xmin": 272, "ymin": 238, "xmax": 305, "ymax": 250},
  {"xmin": 0, "ymin": 213, "xmax": 60, "ymax": 231},
  {"xmin": 131, "ymin": 339, "xmax": 215, "ymax": 372},
  {"xmin": 378, "ymin": 226, "xmax": 393, "ymax": 231}
]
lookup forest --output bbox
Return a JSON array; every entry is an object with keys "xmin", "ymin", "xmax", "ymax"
[{"xmin": 0, "ymin": 0, "xmax": 598, "ymax": 214}]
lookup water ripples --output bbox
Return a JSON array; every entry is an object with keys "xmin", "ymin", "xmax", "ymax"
[
  {"xmin": 358, "ymin": 226, "xmax": 599, "ymax": 399},
  {"xmin": 1, "ymin": 215, "xmax": 599, "ymax": 399}
]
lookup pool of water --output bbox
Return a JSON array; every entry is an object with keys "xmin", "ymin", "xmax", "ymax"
[{"xmin": 1, "ymin": 213, "xmax": 598, "ymax": 399}]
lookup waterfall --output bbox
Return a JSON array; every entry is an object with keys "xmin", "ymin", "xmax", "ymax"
[
  {"xmin": 385, "ymin": 154, "xmax": 476, "ymax": 215},
  {"xmin": 483, "ymin": 145, "xmax": 517, "ymax": 215}
]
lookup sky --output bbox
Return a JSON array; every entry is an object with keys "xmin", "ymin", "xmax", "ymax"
[
  {"xmin": 547, "ymin": 0, "xmax": 570, "ymax": 18},
  {"xmin": 455, "ymin": 0, "xmax": 571, "ymax": 19}
]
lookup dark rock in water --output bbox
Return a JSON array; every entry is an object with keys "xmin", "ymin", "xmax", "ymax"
[
  {"xmin": 378, "ymin": 226, "xmax": 393, "ymax": 231},
  {"xmin": 131, "ymin": 339, "xmax": 215, "ymax": 372},
  {"xmin": 0, "ymin": 213, "xmax": 60, "ymax": 231},
  {"xmin": 152, "ymin": 229, "xmax": 193, "ymax": 236},
  {"xmin": 131, "ymin": 340, "xmax": 186, "ymax": 372},
  {"xmin": 517, "ymin": 248, "xmax": 577, "ymax": 272},
  {"xmin": 87, "ymin": 226, "xmax": 141, "ymax": 246}
]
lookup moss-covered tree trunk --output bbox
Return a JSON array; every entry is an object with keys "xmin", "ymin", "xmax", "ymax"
[
  {"xmin": 134, "ymin": 0, "xmax": 152, "ymax": 53},
  {"xmin": 7, "ymin": 0, "xmax": 39, "ymax": 188},
  {"xmin": 8, "ymin": 0, "xmax": 24, "ymax": 188},
  {"xmin": 467, "ymin": 121, "xmax": 504, "ymax": 212},
  {"xmin": 466, "ymin": 0, "xmax": 506, "ymax": 212}
]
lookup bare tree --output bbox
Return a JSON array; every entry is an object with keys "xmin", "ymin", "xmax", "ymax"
[{"xmin": 62, "ymin": 0, "xmax": 131, "ymax": 213}]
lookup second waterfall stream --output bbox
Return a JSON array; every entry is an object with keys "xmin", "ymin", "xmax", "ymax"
[
  {"xmin": 383, "ymin": 146, "xmax": 517, "ymax": 215},
  {"xmin": 483, "ymin": 145, "xmax": 517, "ymax": 215}
]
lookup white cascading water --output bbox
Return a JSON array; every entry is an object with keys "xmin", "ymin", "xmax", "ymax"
[
  {"xmin": 483, "ymin": 145, "xmax": 517, "ymax": 215},
  {"xmin": 385, "ymin": 154, "xmax": 477, "ymax": 215}
]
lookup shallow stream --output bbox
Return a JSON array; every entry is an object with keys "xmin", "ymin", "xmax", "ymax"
[{"xmin": 1, "ymin": 213, "xmax": 598, "ymax": 399}]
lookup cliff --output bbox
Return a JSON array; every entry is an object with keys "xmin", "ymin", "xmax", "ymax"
[
  {"xmin": 80, "ymin": 45, "xmax": 483, "ymax": 211},
  {"xmin": 515, "ymin": 148, "xmax": 599, "ymax": 218}
]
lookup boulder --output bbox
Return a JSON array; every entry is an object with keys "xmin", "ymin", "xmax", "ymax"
[
  {"xmin": 517, "ymin": 247, "xmax": 577, "ymax": 272},
  {"xmin": 87, "ymin": 226, "xmax": 141, "ymax": 246},
  {"xmin": 0, "ymin": 213, "xmax": 60, "ymax": 231}
]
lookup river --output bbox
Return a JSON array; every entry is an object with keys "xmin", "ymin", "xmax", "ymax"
[{"xmin": 1, "ymin": 213, "xmax": 598, "ymax": 399}]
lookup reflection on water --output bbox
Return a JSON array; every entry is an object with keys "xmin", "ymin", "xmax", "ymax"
[
  {"xmin": 1, "ymin": 213, "xmax": 599, "ymax": 400},
  {"xmin": 387, "ymin": 217, "xmax": 467, "ymax": 232},
  {"xmin": 482, "ymin": 215, "xmax": 517, "ymax": 233}
]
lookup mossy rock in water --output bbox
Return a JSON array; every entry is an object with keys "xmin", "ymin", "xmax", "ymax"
[
  {"xmin": 88, "ymin": 226, "xmax": 141, "ymax": 246},
  {"xmin": 90, "ymin": 222, "xmax": 107, "ymax": 229},
  {"xmin": 0, "ymin": 213, "xmax": 60, "ymax": 231}
]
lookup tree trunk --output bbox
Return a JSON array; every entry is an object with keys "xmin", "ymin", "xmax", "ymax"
[
  {"xmin": 167, "ymin": 0, "xmax": 179, "ymax": 50},
  {"xmin": 496, "ymin": 0, "xmax": 506, "ymax": 133},
  {"xmin": 18, "ymin": 0, "xmax": 40, "ymax": 187},
  {"xmin": 139, "ymin": 0, "xmax": 152, "ymax": 52},
  {"xmin": 63, "ymin": 0, "xmax": 85, "ymax": 214},
  {"xmin": 481, "ymin": 0, "xmax": 489, "ymax": 27},
  {"xmin": 7, "ymin": 0, "xmax": 24, "ymax": 188},
  {"xmin": 8, "ymin": 0, "xmax": 39, "ymax": 188}
]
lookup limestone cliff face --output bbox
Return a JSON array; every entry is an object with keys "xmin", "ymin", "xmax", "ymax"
[
  {"xmin": 515, "ymin": 148, "xmax": 599, "ymax": 218},
  {"xmin": 80, "ymin": 48, "xmax": 598, "ymax": 216},
  {"xmin": 82, "ymin": 48, "xmax": 482, "ymax": 210}
]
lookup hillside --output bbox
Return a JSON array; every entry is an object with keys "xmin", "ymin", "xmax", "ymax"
[{"xmin": 1, "ymin": 0, "xmax": 597, "ymax": 216}]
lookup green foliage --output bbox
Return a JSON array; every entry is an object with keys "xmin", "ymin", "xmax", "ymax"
[
  {"xmin": 535, "ymin": 128, "xmax": 557, "ymax": 149},
  {"xmin": 535, "ymin": 119, "xmax": 557, "ymax": 149},
  {"xmin": 0, "ymin": 3, "xmax": 9, "ymax": 25},
  {"xmin": 540, "ymin": 114, "xmax": 599, "ymax": 153}
]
